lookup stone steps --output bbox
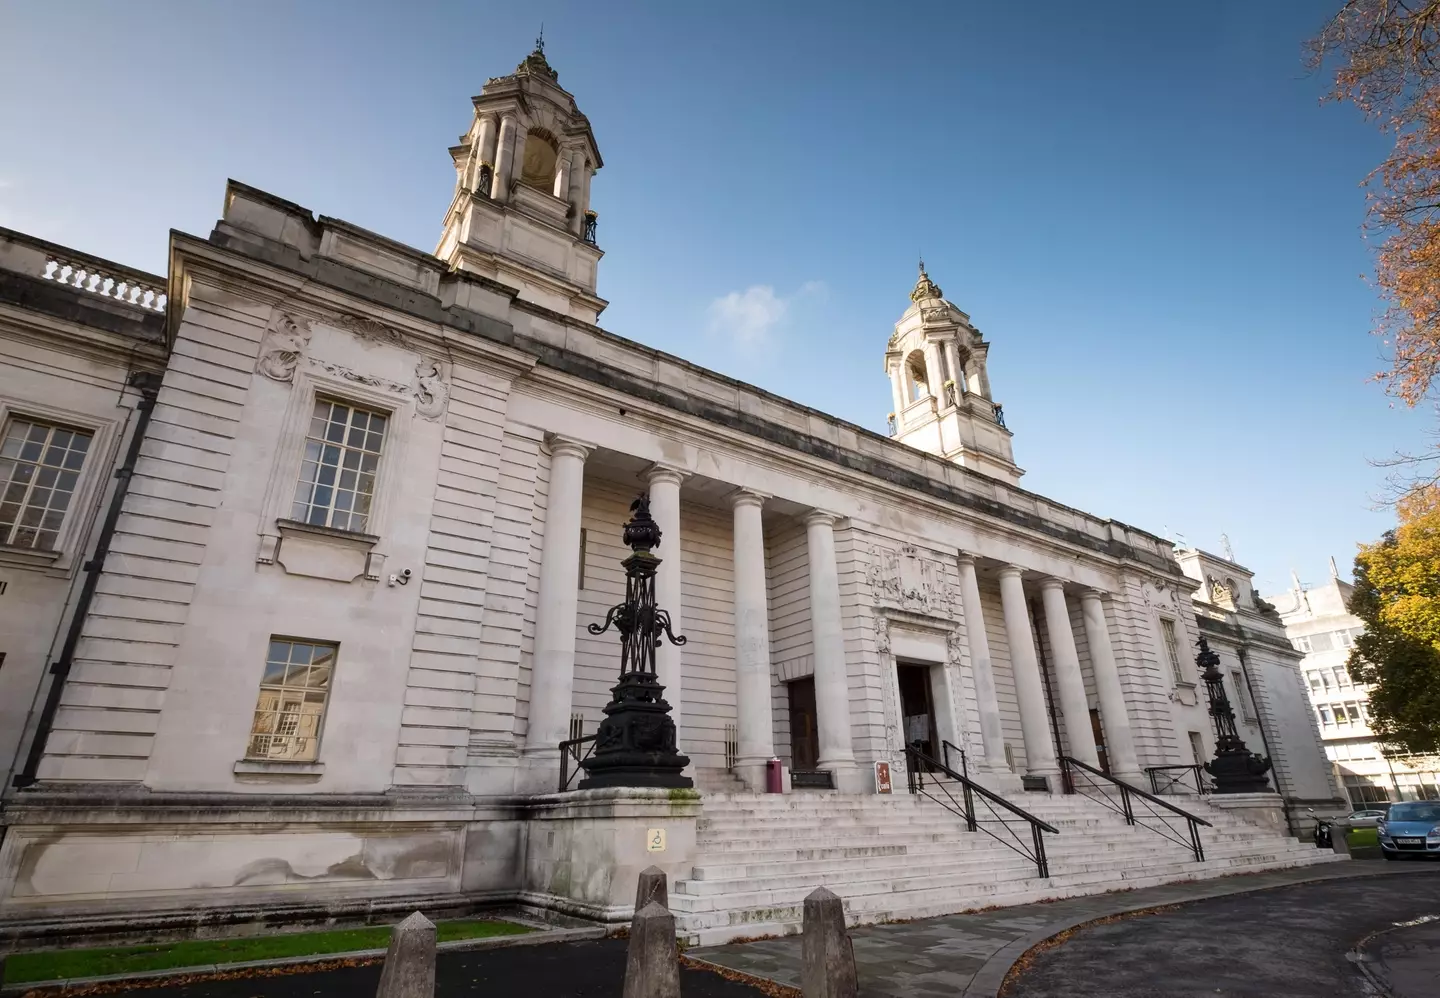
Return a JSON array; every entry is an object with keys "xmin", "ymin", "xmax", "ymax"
[{"xmin": 672, "ymin": 790, "xmax": 1339, "ymax": 944}]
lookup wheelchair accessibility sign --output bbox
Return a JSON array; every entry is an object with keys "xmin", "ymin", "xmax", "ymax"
[{"xmin": 646, "ymin": 828, "xmax": 667, "ymax": 853}]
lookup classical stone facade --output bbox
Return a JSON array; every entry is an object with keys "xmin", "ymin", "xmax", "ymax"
[{"xmin": 0, "ymin": 45, "xmax": 1341, "ymax": 938}]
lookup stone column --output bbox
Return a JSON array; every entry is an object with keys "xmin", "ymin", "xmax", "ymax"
[
  {"xmin": 997, "ymin": 566, "xmax": 1058, "ymax": 778},
  {"xmin": 922, "ymin": 341, "xmax": 944, "ymax": 400},
  {"xmin": 1080, "ymin": 589, "xmax": 1142, "ymax": 782},
  {"xmin": 645, "ymin": 464, "xmax": 687, "ymax": 747},
  {"xmin": 956, "ymin": 554, "xmax": 1008, "ymax": 773},
  {"xmin": 523, "ymin": 437, "xmax": 591, "ymax": 763},
  {"xmin": 1039, "ymin": 579, "xmax": 1099, "ymax": 768},
  {"xmin": 567, "ymin": 150, "xmax": 585, "ymax": 234},
  {"xmin": 492, "ymin": 113, "xmax": 519, "ymax": 201},
  {"xmin": 553, "ymin": 146, "xmax": 573, "ymax": 200},
  {"xmin": 888, "ymin": 363, "xmax": 906, "ymax": 423},
  {"xmin": 946, "ymin": 341, "xmax": 964, "ymax": 397},
  {"xmin": 805, "ymin": 511, "xmax": 857, "ymax": 781},
  {"xmin": 731, "ymin": 489, "xmax": 775, "ymax": 787}
]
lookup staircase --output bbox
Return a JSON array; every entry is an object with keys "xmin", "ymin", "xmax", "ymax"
[{"xmin": 670, "ymin": 788, "xmax": 1341, "ymax": 945}]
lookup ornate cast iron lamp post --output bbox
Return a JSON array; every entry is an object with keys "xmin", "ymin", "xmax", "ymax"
[
  {"xmin": 1196, "ymin": 636, "xmax": 1273, "ymax": 794},
  {"xmin": 577, "ymin": 493, "xmax": 692, "ymax": 789}
]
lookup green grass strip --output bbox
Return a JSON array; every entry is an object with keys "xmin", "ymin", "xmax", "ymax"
[{"xmin": 3, "ymin": 918, "xmax": 531, "ymax": 985}]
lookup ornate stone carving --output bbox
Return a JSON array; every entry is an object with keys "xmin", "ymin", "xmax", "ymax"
[
  {"xmin": 910, "ymin": 261, "xmax": 943, "ymax": 303},
  {"xmin": 307, "ymin": 358, "xmax": 410, "ymax": 395},
  {"xmin": 336, "ymin": 314, "xmax": 407, "ymax": 348},
  {"xmin": 866, "ymin": 543, "xmax": 954, "ymax": 616},
  {"xmin": 873, "ymin": 614, "xmax": 904, "ymax": 760},
  {"xmin": 1207, "ymin": 575, "xmax": 1236, "ymax": 611},
  {"xmin": 413, "ymin": 360, "xmax": 450, "ymax": 420},
  {"xmin": 256, "ymin": 312, "xmax": 310, "ymax": 382}
]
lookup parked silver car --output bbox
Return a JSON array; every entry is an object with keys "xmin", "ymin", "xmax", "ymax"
[
  {"xmin": 1346, "ymin": 808, "xmax": 1389, "ymax": 828},
  {"xmin": 1378, "ymin": 801, "xmax": 1440, "ymax": 859}
]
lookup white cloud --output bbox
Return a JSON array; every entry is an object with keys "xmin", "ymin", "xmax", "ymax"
[{"xmin": 706, "ymin": 281, "xmax": 825, "ymax": 350}]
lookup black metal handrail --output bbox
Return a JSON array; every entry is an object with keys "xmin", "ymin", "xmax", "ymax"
[
  {"xmin": 558, "ymin": 734, "xmax": 597, "ymax": 792},
  {"xmin": 941, "ymin": 739, "xmax": 969, "ymax": 780},
  {"xmin": 1145, "ymin": 764, "xmax": 1212, "ymax": 796},
  {"xmin": 1060, "ymin": 756, "xmax": 1211, "ymax": 862},
  {"xmin": 905, "ymin": 745, "xmax": 1058, "ymax": 879}
]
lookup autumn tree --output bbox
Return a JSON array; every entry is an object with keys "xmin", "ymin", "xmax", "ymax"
[
  {"xmin": 1311, "ymin": 2, "xmax": 1440, "ymax": 480},
  {"xmin": 1347, "ymin": 484, "xmax": 1440, "ymax": 753}
]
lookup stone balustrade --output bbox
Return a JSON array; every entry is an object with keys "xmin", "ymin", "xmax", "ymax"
[{"xmin": 43, "ymin": 257, "xmax": 167, "ymax": 312}]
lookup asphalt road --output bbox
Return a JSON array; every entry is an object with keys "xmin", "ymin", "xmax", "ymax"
[
  {"xmin": 1007, "ymin": 866, "xmax": 1440, "ymax": 997},
  {"xmin": 37, "ymin": 938, "xmax": 768, "ymax": 998}
]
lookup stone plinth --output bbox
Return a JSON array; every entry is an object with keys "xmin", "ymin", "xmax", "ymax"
[
  {"xmin": 376, "ymin": 911, "xmax": 436, "ymax": 998},
  {"xmin": 624, "ymin": 901, "xmax": 680, "ymax": 998},
  {"xmin": 1204, "ymin": 792, "xmax": 1289, "ymax": 835},
  {"xmin": 521, "ymin": 787, "xmax": 700, "ymax": 922},
  {"xmin": 802, "ymin": 886, "xmax": 857, "ymax": 998}
]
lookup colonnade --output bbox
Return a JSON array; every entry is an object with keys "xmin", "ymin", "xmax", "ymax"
[
  {"xmin": 466, "ymin": 111, "xmax": 592, "ymax": 237},
  {"xmin": 521, "ymin": 435, "xmax": 1142, "ymax": 792}
]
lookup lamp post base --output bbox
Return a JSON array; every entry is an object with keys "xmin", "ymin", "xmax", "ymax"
[{"xmin": 577, "ymin": 672, "xmax": 693, "ymax": 790}]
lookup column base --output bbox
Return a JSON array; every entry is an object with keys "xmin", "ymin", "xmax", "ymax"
[
  {"xmin": 516, "ymin": 751, "xmax": 563, "ymax": 795},
  {"xmin": 815, "ymin": 758, "xmax": 864, "ymax": 793},
  {"xmin": 969, "ymin": 770, "xmax": 1025, "ymax": 796},
  {"xmin": 732, "ymin": 761, "xmax": 771, "ymax": 793}
]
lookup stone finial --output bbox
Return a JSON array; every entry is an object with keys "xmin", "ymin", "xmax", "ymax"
[
  {"xmin": 376, "ymin": 911, "xmax": 436, "ymax": 998},
  {"xmin": 623, "ymin": 901, "xmax": 681, "ymax": 998},
  {"xmin": 802, "ymin": 887, "xmax": 857, "ymax": 998},
  {"xmin": 635, "ymin": 865, "xmax": 669, "ymax": 914},
  {"xmin": 909, "ymin": 261, "xmax": 943, "ymax": 303}
]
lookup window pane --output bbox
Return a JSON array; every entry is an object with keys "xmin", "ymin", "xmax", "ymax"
[
  {"xmin": 289, "ymin": 399, "xmax": 387, "ymax": 534},
  {"xmin": 0, "ymin": 419, "xmax": 91, "ymax": 549},
  {"xmin": 247, "ymin": 638, "xmax": 338, "ymax": 763}
]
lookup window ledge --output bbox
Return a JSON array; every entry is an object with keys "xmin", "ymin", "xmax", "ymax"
[
  {"xmin": 275, "ymin": 519, "xmax": 379, "ymax": 548},
  {"xmin": 233, "ymin": 758, "xmax": 325, "ymax": 780},
  {"xmin": 0, "ymin": 544, "xmax": 64, "ymax": 570}
]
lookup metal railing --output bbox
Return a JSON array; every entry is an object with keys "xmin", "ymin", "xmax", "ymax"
[
  {"xmin": 1145, "ymin": 764, "xmax": 1212, "ymax": 797},
  {"xmin": 905, "ymin": 745, "xmax": 1058, "ymax": 879},
  {"xmin": 941, "ymin": 739, "xmax": 969, "ymax": 780},
  {"xmin": 558, "ymin": 734, "xmax": 596, "ymax": 792},
  {"xmin": 1060, "ymin": 756, "xmax": 1211, "ymax": 862}
]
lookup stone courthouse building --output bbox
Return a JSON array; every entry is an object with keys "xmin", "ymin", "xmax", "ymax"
[{"xmin": 0, "ymin": 45, "xmax": 1342, "ymax": 943}]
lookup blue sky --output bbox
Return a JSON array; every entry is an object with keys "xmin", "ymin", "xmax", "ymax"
[{"xmin": 1, "ymin": 0, "xmax": 1430, "ymax": 595}]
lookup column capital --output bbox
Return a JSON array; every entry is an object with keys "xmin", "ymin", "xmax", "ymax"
[
  {"xmin": 803, "ymin": 509, "xmax": 841, "ymax": 529},
  {"xmin": 544, "ymin": 434, "xmax": 593, "ymax": 462},
  {"xmin": 642, "ymin": 463, "xmax": 689, "ymax": 488},
  {"xmin": 1080, "ymin": 587, "xmax": 1109, "ymax": 604},
  {"xmin": 956, "ymin": 551, "xmax": 977, "ymax": 568},
  {"xmin": 1038, "ymin": 576, "xmax": 1067, "ymax": 594},
  {"xmin": 728, "ymin": 487, "xmax": 769, "ymax": 510},
  {"xmin": 996, "ymin": 564, "xmax": 1025, "ymax": 581}
]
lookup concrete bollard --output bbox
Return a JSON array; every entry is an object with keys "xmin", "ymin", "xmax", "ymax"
[
  {"xmin": 376, "ymin": 911, "xmax": 437, "ymax": 998},
  {"xmin": 624, "ymin": 901, "xmax": 681, "ymax": 998},
  {"xmin": 802, "ymin": 886, "xmax": 857, "ymax": 998},
  {"xmin": 1331, "ymin": 820, "xmax": 1353, "ymax": 857},
  {"xmin": 635, "ymin": 865, "xmax": 669, "ymax": 915}
]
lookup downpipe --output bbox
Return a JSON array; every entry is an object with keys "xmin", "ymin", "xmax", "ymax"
[{"xmin": 11, "ymin": 371, "xmax": 162, "ymax": 790}]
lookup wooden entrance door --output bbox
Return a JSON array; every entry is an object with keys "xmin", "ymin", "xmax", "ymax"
[
  {"xmin": 896, "ymin": 664, "xmax": 939, "ymax": 765},
  {"xmin": 1090, "ymin": 708, "xmax": 1110, "ymax": 773},
  {"xmin": 788, "ymin": 677, "xmax": 819, "ymax": 771}
]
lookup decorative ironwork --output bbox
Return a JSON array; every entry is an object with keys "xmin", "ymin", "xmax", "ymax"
[
  {"xmin": 1061, "ymin": 755, "xmax": 1210, "ymax": 861},
  {"xmin": 1196, "ymin": 636, "xmax": 1273, "ymax": 793},
  {"xmin": 1145, "ymin": 764, "xmax": 1212, "ymax": 796},
  {"xmin": 582, "ymin": 210, "xmax": 599, "ymax": 245},
  {"xmin": 576, "ymin": 493, "xmax": 692, "ymax": 789}
]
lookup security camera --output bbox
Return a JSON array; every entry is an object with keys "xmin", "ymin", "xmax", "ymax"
[
  {"xmin": 400, "ymin": 568, "xmax": 412, "ymax": 581},
  {"xmin": 387, "ymin": 569, "xmax": 413, "ymax": 587}
]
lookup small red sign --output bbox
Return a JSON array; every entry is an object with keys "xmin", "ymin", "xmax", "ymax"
[{"xmin": 875, "ymin": 761, "xmax": 892, "ymax": 794}]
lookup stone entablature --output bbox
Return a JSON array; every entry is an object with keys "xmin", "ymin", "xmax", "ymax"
[{"xmin": 204, "ymin": 182, "xmax": 1183, "ymax": 588}]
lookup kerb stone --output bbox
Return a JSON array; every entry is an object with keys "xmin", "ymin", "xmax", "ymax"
[
  {"xmin": 624, "ymin": 901, "xmax": 680, "ymax": 998},
  {"xmin": 375, "ymin": 911, "xmax": 436, "ymax": 998},
  {"xmin": 802, "ymin": 886, "xmax": 857, "ymax": 998}
]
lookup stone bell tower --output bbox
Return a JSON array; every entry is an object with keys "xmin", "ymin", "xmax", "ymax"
[
  {"xmin": 884, "ymin": 264, "xmax": 1022, "ymax": 484},
  {"xmin": 436, "ymin": 38, "xmax": 606, "ymax": 322}
]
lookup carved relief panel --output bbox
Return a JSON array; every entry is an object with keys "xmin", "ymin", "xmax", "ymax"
[{"xmin": 866, "ymin": 543, "xmax": 955, "ymax": 617}]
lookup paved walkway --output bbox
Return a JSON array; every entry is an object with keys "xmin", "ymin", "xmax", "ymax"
[{"xmin": 689, "ymin": 860, "xmax": 1440, "ymax": 998}]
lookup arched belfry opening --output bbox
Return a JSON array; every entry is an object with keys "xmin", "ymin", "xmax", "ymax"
[
  {"xmin": 520, "ymin": 128, "xmax": 560, "ymax": 191},
  {"xmin": 906, "ymin": 350, "xmax": 929, "ymax": 402},
  {"xmin": 883, "ymin": 263, "xmax": 1023, "ymax": 484}
]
